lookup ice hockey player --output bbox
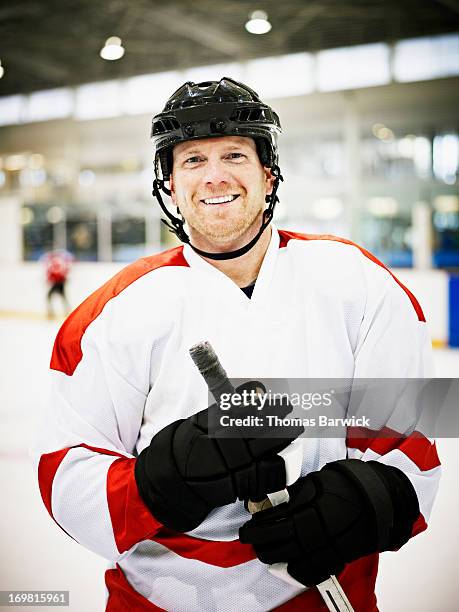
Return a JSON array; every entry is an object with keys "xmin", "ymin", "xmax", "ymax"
[
  {"xmin": 34, "ymin": 78, "xmax": 440, "ymax": 611},
  {"xmin": 42, "ymin": 249, "xmax": 73, "ymax": 318}
]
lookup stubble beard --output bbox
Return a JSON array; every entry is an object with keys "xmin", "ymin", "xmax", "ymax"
[{"xmin": 187, "ymin": 194, "xmax": 264, "ymax": 246}]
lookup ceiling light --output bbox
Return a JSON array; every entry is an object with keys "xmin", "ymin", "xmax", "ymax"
[
  {"xmin": 372, "ymin": 123, "xmax": 394, "ymax": 142},
  {"xmin": 100, "ymin": 36, "xmax": 125, "ymax": 61},
  {"xmin": 378, "ymin": 127, "xmax": 394, "ymax": 142},
  {"xmin": 245, "ymin": 10, "xmax": 272, "ymax": 35},
  {"xmin": 21, "ymin": 207, "xmax": 34, "ymax": 225},
  {"xmin": 0, "ymin": 60, "xmax": 4, "ymax": 79},
  {"xmin": 47, "ymin": 206, "xmax": 64, "ymax": 224},
  {"xmin": 5, "ymin": 154, "xmax": 27, "ymax": 171},
  {"xmin": 371, "ymin": 123, "xmax": 385, "ymax": 136}
]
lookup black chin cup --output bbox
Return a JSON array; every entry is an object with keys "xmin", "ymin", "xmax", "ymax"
[{"xmin": 152, "ymin": 166, "xmax": 283, "ymax": 261}]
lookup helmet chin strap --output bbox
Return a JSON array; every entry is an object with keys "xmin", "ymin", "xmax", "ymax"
[{"xmin": 152, "ymin": 166, "xmax": 283, "ymax": 261}]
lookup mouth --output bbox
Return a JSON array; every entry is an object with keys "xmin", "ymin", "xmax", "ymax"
[{"xmin": 200, "ymin": 194, "xmax": 240, "ymax": 206}]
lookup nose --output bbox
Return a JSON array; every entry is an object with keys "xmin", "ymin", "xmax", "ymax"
[{"xmin": 203, "ymin": 156, "xmax": 233, "ymax": 188}]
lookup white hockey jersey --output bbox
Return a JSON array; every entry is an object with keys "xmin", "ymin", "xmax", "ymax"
[{"xmin": 33, "ymin": 228, "xmax": 441, "ymax": 612}]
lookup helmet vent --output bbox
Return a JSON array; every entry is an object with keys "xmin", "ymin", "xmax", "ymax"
[
  {"xmin": 231, "ymin": 107, "xmax": 271, "ymax": 123},
  {"xmin": 152, "ymin": 117, "xmax": 180, "ymax": 135}
]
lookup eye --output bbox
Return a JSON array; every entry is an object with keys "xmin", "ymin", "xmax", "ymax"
[
  {"xmin": 225, "ymin": 152, "xmax": 245, "ymax": 160},
  {"xmin": 184, "ymin": 155, "xmax": 203, "ymax": 164}
]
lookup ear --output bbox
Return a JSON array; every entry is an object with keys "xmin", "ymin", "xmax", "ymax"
[
  {"xmin": 169, "ymin": 174, "xmax": 178, "ymax": 206},
  {"xmin": 264, "ymin": 167, "xmax": 275, "ymax": 196}
]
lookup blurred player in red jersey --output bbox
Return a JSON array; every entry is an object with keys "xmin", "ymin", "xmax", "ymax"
[{"xmin": 43, "ymin": 249, "xmax": 73, "ymax": 318}]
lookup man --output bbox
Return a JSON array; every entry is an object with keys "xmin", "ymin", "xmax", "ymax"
[
  {"xmin": 34, "ymin": 78, "xmax": 440, "ymax": 611},
  {"xmin": 42, "ymin": 249, "xmax": 73, "ymax": 318}
]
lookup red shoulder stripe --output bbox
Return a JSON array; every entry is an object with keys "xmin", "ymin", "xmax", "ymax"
[
  {"xmin": 50, "ymin": 247, "xmax": 189, "ymax": 375},
  {"xmin": 278, "ymin": 230, "xmax": 425, "ymax": 322}
]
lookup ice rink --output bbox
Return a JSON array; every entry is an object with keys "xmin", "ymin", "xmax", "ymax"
[{"xmin": 0, "ymin": 315, "xmax": 458, "ymax": 612}]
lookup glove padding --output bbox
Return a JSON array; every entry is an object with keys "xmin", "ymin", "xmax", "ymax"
[
  {"xmin": 135, "ymin": 382, "xmax": 304, "ymax": 532},
  {"xmin": 239, "ymin": 459, "xmax": 420, "ymax": 587}
]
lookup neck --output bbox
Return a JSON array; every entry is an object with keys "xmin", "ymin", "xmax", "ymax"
[{"xmin": 191, "ymin": 223, "xmax": 272, "ymax": 287}]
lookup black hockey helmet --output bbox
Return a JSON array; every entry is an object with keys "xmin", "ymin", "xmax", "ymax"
[
  {"xmin": 151, "ymin": 77, "xmax": 282, "ymax": 181},
  {"xmin": 151, "ymin": 77, "xmax": 284, "ymax": 261}
]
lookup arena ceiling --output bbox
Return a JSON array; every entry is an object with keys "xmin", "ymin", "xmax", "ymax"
[{"xmin": 1, "ymin": 0, "xmax": 458, "ymax": 96}]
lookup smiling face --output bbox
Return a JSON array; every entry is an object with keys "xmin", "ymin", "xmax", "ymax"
[{"xmin": 170, "ymin": 136, "xmax": 274, "ymax": 250}]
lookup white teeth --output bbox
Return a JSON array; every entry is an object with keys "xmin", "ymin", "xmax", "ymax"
[{"xmin": 202, "ymin": 194, "xmax": 238, "ymax": 205}]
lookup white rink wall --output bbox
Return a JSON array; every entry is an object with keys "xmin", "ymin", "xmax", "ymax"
[
  {"xmin": 0, "ymin": 262, "xmax": 450, "ymax": 344},
  {"xmin": 394, "ymin": 269, "xmax": 449, "ymax": 345}
]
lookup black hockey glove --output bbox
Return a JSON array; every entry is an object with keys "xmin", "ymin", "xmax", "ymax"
[
  {"xmin": 135, "ymin": 382, "xmax": 304, "ymax": 532},
  {"xmin": 239, "ymin": 459, "xmax": 420, "ymax": 587}
]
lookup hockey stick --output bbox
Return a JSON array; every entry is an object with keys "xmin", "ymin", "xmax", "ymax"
[{"xmin": 189, "ymin": 341, "xmax": 354, "ymax": 612}]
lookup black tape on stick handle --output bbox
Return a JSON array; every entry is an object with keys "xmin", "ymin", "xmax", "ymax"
[{"xmin": 189, "ymin": 341, "xmax": 235, "ymax": 404}]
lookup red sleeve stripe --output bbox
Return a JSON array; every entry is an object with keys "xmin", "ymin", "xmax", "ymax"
[
  {"xmin": 278, "ymin": 230, "xmax": 425, "ymax": 322},
  {"xmin": 48, "ymin": 444, "xmax": 256, "ymax": 564},
  {"xmin": 106, "ymin": 565, "xmax": 167, "ymax": 611},
  {"xmin": 347, "ymin": 427, "xmax": 440, "ymax": 472},
  {"xmin": 38, "ymin": 444, "xmax": 163, "ymax": 552},
  {"xmin": 50, "ymin": 247, "xmax": 189, "ymax": 376},
  {"xmin": 151, "ymin": 527, "xmax": 256, "ymax": 568},
  {"xmin": 38, "ymin": 443, "xmax": 127, "ymax": 519},
  {"xmin": 412, "ymin": 513, "xmax": 428, "ymax": 537},
  {"xmin": 38, "ymin": 447, "xmax": 72, "ymax": 519},
  {"xmin": 107, "ymin": 458, "xmax": 163, "ymax": 553}
]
